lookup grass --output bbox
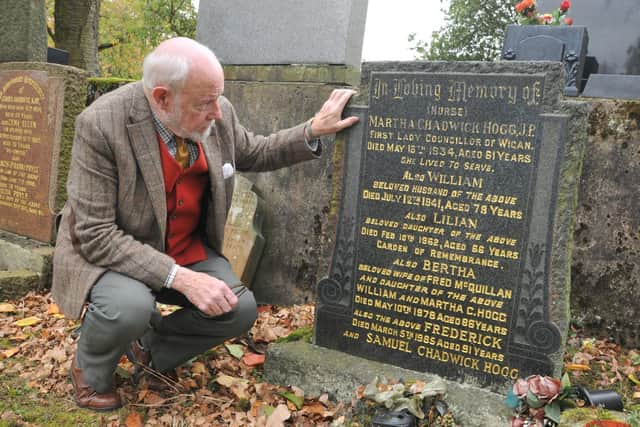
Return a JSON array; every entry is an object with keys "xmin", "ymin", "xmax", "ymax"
[{"xmin": 0, "ymin": 370, "xmax": 119, "ymax": 427}]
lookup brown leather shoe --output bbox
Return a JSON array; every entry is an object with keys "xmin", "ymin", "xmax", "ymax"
[
  {"xmin": 126, "ymin": 340, "xmax": 151, "ymax": 379},
  {"xmin": 126, "ymin": 341, "xmax": 179, "ymax": 392},
  {"xmin": 70, "ymin": 358, "xmax": 122, "ymax": 411}
]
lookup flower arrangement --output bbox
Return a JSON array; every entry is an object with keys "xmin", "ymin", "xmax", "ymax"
[
  {"xmin": 515, "ymin": 0, "xmax": 573, "ymax": 25},
  {"xmin": 506, "ymin": 374, "xmax": 576, "ymax": 427}
]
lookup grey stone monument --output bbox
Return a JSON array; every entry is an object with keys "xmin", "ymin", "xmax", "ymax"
[
  {"xmin": 536, "ymin": 0, "xmax": 640, "ymax": 99},
  {"xmin": 265, "ymin": 61, "xmax": 589, "ymax": 426},
  {"xmin": 0, "ymin": 0, "xmax": 47, "ymax": 62},
  {"xmin": 196, "ymin": 0, "xmax": 368, "ymax": 67},
  {"xmin": 195, "ymin": 1, "xmax": 366, "ymax": 296}
]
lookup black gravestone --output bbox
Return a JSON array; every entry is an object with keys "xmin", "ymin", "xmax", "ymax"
[
  {"xmin": 537, "ymin": 0, "xmax": 640, "ymax": 75},
  {"xmin": 315, "ymin": 61, "xmax": 587, "ymax": 390},
  {"xmin": 502, "ymin": 24, "xmax": 589, "ymax": 96}
]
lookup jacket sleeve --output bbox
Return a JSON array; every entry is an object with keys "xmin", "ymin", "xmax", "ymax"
[
  {"xmin": 65, "ymin": 108, "xmax": 174, "ymax": 291},
  {"xmin": 216, "ymin": 97, "xmax": 321, "ymax": 172}
]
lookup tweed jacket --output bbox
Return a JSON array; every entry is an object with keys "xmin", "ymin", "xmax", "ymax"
[{"xmin": 52, "ymin": 82, "xmax": 319, "ymax": 319}]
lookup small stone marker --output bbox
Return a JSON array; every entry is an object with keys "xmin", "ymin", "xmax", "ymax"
[
  {"xmin": 315, "ymin": 61, "xmax": 586, "ymax": 390},
  {"xmin": 222, "ymin": 175, "xmax": 265, "ymax": 286},
  {"xmin": 0, "ymin": 70, "xmax": 64, "ymax": 243}
]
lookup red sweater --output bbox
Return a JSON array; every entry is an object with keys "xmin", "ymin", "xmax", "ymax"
[{"xmin": 158, "ymin": 137, "xmax": 209, "ymax": 266}]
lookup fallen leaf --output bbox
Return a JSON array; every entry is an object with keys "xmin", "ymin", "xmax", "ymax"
[
  {"xmin": 14, "ymin": 316, "xmax": 41, "ymax": 327},
  {"xmin": 52, "ymin": 314, "xmax": 65, "ymax": 319},
  {"xmin": 629, "ymin": 373, "xmax": 640, "ymax": 386},
  {"xmin": 266, "ymin": 404, "xmax": 290, "ymax": 427},
  {"xmin": 0, "ymin": 303, "xmax": 16, "ymax": 313},
  {"xmin": 280, "ymin": 391, "xmax": 304, "ymax": 409},
  {"xmin": 242, "ymin": 352, "xmax": 265, "ymax": 367},
  {"xmin": 225, "ymin": 343, "xmax": 244, "ymax": 359},
  {"xmin": 301, "ymin": 401, "xmax": 326, "ymax": 416},
  {"xmin": 257, "ymin": 304, "xmax": 272, "ymax": 313},
  {"xmin": 633, "ymin": 391, "xmax": 640, "ymax": 400},
  {"xmin": 9, "ymin": 333, "xmax": 29, "ymax": 342},
  {"xmin": 125, "ymin": 411, "xmax": 143, "ymax": 427},
  {"xmin": 565, "ymin": 363, "xmax": 591, "ymax": 371},
  {"xmin": 47, "ymin": 304, "xmax": 60, "ymax": 315},
  {"xmin": 191, "ymin": 361, "xmax": 207, "ymax": 375},
  {"xmin": 1, "ymin": 347, "xmax": 20, "ymax": 359}
]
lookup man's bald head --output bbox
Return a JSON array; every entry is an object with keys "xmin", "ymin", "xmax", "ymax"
[{"xmin": 142, "ymin": 37, "xmax": 223, "ymax": 92}]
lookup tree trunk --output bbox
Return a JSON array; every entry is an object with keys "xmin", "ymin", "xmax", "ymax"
[{"xmin": 54, "ymin": 0, "xmax": 100, "ymax": 75}]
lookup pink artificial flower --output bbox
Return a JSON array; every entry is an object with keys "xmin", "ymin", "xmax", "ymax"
[
  {"xmin": 513, "ymin": 378, "xmax": 529, "ymax": 398},
  {"xmin": 564, "ymin": 16, "xmax": 574, "ymax": 25},
  {"xmin": 540, "ymin": 13, "xmax": 554, "ymax": 24},
  {"xmin": 527, "ymin": 375, "xmax": 561, "ymax": 404}
]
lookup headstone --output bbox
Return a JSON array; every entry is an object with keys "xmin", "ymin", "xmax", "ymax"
[
  {"xmin": 582, "ymin": 74, "xmax": 640, "ymax": 100},
  {"xmin": 537, "ymin": 0, "xmax": 640, "ymax": 75},
  {"xmin": 315, "ymin": 61, "xmax": 587, "ymax": 390},
  {"xmin": 0, "ymin": 0, "xmax": 47, "ymax": 62},
  {"xmin": 0, "ymin": 70, "xmax": 64, "ymax": 243},
  {"xmin": 195, "ymin": 0, "xmax": 368, "ymax": 67},
  {"xmin": 502, "ymin": 24, "xmax": 589, "ymax": 96},
  {"xmin": 47, "ymin": 48, "xmax": 70, "ymax": 66},
  {"xmin": 222, "ymin": 175, "xmax": 265, "ymax": 286}
]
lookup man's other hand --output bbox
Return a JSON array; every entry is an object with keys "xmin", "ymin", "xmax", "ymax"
[
  {"xmin": 311, "ymin": 89, "xmax": 359, "ymax": 137},
  {"xmin": 171, "ymin": 267, "xmax": 238, "ymax": 316}
]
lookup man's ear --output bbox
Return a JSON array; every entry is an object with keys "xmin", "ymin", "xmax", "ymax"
[{"xmin": 150, "ymin": 86, "xmax": 171, "ymax": 111}]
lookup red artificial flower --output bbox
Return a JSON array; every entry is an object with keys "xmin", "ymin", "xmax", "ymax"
[
  {"xmin": 564, "ymin": 16, "xmax": 574, "ymax": 25},
  {"xmin": 560, "ymin": 0, "xmax": 570, "ymax": 11},
  {"xmin": 515, "ymin": 0, "xmax": 535, "ymax": 13},
  {"xmin": 510, "ymin": 416, "xmax": 526, "ymax": 427}
]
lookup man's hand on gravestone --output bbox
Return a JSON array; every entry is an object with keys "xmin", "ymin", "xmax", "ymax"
[
  {"xmin": 310, "ymin": 89, "xmax": 359, "ymax": 137},
  {"xmin": 171, "ymin": 267, "xmax": 238, "ymax": 316}
]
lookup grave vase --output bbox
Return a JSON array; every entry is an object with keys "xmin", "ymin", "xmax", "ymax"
[{"xmin": 502, "ymin": 24, "xmax": 590, "ymax": 96}]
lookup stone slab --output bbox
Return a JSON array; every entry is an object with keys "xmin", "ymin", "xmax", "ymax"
[
  {"xmin": 196, "ymin": 0, "xmax": 368, "ymax": 67},
  {"xmin": 0, "ymin": 230, "xmax": 54, "ymax": 292},
  {"xmin": 582, "ymin": 74, "xmax": 640, "ymax": 100},
  {"xmin": 0, "ymin": 269, "xmax": 41, "ymax": 300},
  {"xmin": 537, "ymin": 0, "xmax": 640, "ymax": 75},
  {"xmin": 0, "ymin": 70, "xmax": 64, "ymax": 242},
  {"xmin": 0, "ymin": 0, "xmax": 47, "ymax": 62},
  {"xmin": 263, "ymin": 341, "xmax": 510, "ymax": 427},
  {"xmin": 316, "ymin": 61, "xmax": 588, "ymax": 392},
  {"xmin": 222, "ymin": 175, "xmax": 265, "ymax": 286},
  {"xmin": 221, "ymin": 75, "xmax": 353, "ymax": 306}
]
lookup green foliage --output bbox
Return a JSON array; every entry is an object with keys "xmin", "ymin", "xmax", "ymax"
[
  {"xmin": 409, "ymin": 0, "xmax": 517, "ymax": 61},
  {"xmin": 98, "ymin": 0, "xmax": 197, "ymax": 78}
]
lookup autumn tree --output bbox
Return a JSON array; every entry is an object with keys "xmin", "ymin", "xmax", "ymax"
[
  {"xmin": 409, "ymin": 0, "xmax": 517, "ymax": 61},
  {"xmin": 47, "ymin": 0, "xmax": 101, "ymax": 75},
  {"xmin": 47, "ymin": 0, "xmax": 196, "ymax": 78},
  {"xmin": 99, "ymin": 0, "xmax": 197, "ymax": 78}
]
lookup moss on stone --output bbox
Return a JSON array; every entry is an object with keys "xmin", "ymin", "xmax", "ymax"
[{"xmin": 276, "ymin": 326, "xmax": 313, "ymax": 343}]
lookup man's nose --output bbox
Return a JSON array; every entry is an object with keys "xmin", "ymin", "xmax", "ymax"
[{"xmin": 206, "ymin": 101, "xmax": 222, "ymax": 121}]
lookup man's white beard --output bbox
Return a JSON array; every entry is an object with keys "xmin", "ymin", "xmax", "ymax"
[
  {"xmin": 187, "ymin": 122, "xmax": 214, "ymax": 142},
  {"xmin": 163, "ymin": 107, "xmax": 214, "ymax": 142}
]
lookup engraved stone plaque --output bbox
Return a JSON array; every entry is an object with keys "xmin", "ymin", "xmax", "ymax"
[
  {"xmin": 315, "ymin": 62, "xmax": 585, "ymax": 390},
  {"xmin": 222, "ymin": 175, "xmax": 265, "ymax": 286},
  {"xmin": 0, "ymin": 70, "xmax": 64, "ymax": 243}
]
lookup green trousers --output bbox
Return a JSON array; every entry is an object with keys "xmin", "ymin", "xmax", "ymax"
[{"xmin": 75, "ymin": 247, "xmax": 257, "ymax": 393}]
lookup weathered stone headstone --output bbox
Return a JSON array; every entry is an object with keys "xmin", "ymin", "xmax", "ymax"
[
  {"xmin": 196, "ymin": 0, "xmax": 368, "ymax": 67},
  {"xmin": 0, "ymin": 70, "xmax": 64, "ymax": 243},
  {"xmin": 314, "ymin": 61, "xmax": 587, "ymax": 392},
  {"xmin": 222, "ymin": 175, "xmax": 265, "ymax": 286},
  {"xmin": 0, "ymin": 0, "xmax": 47, "ymax": 63}
]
